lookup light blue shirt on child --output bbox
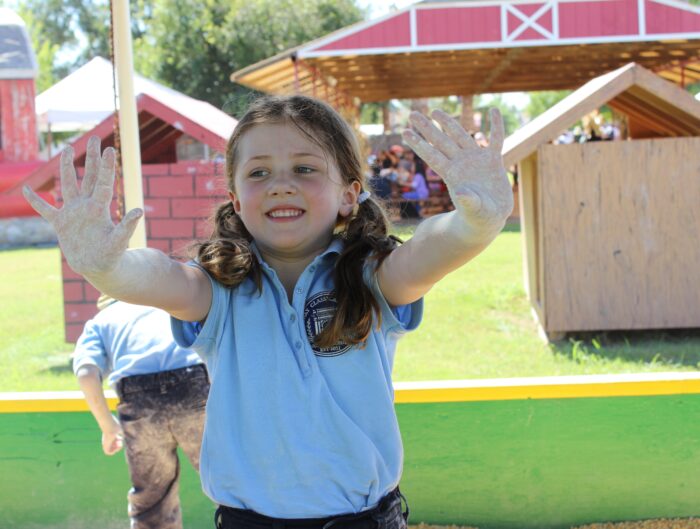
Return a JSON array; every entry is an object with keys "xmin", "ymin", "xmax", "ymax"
[
  {"xmin": 73, "ymin": 301, "xmax": 202, "ymax": 387},
  {"xmin": 171, "ymin": 239, "xmax": 422, "ymax": 518}
]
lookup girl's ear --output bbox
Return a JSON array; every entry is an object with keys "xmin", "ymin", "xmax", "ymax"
[
  {"xmin": 228, "ymin": 190, "xmax": 241, "ymax": 214},
  {"xmin": 339, "ymin": 180, "xmax": 362, "ymax": 218}
]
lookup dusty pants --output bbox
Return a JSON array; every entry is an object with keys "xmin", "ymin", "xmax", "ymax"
[{"xmin": 116, "ymin": 364, "xmax": 209, "ymax": 529}]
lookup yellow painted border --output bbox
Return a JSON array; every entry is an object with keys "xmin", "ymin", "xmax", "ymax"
[
  {"xmin": 394, "ymin": 377, "xmax": 700, "ymax": 403},
  {"xmin": 0, "ymin": 391, "xmax": 119, "ymax": 414},
  {"xmin": 2, "ymin": 373, "xmax": 700, "ymax": 412}
]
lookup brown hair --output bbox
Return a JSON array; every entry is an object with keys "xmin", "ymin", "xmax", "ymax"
[{"xmin": 194, "ymin": 95, "xmax": 399, "ymax": 348}]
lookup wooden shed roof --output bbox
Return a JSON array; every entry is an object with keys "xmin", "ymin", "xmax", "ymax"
[
  {"xmin": 502, "ymin": 62, "xmax": 700, "ymax": 167},
  {"xmin": 14, "ymin": 92, "xmax": 237, "ymax": 193},
  {"xmin": 231, "ymin": 0, "xmax": 700, "ymax": 103}
]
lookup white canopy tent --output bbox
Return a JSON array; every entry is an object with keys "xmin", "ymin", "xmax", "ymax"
[{"xmin": 35, "ymin": 56, "xmax": 233, "ymax": 141}]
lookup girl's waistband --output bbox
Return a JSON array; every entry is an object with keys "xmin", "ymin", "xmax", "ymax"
[{"xmin": 215, "ymin": 488, "xmax": 407, "ymax": 529}]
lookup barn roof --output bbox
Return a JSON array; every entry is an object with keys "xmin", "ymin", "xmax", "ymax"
[
  {"xmin": 0, "ymin": 8, "xmax": 37, "ymax": 79},
  {"xmin": 14, "ymin": 90, "xmax": 237, "ymax": 193},
  {"xmin": 502, "ymin": 62, "xmax": 700, "ymax": 167},
  {"xmin": 231, "ymin": 0, "xmax": 700, "ymax": 103}
]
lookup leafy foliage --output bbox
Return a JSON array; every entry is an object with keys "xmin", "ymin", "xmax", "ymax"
[
  {"xmin": 474, "ymin": 94, "xmax": 522, "ymax": 136},
  {"xmin": 12, "ymin": 0, "xmax": 364, "ymax": 116},
  {"xmin": 525, "ymin": 90, "xmax": 572, "ymax": 120}
]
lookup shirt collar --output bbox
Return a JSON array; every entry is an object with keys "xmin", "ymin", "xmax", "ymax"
[{"xmin": 249, "ymin": 238, "xmax": 344, "ymax": 274}]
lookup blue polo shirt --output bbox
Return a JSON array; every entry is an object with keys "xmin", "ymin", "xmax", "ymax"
[
  {"xmin": 171, "ymin": 239, "xmax": 422, "ymax": 518},
  {"xmin": 73, "ymin": 301, "xmax": 202, "ymax": 387}
]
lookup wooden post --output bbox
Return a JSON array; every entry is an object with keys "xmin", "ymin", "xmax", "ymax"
[
  {"xmin": 382, "ymin": 101, "xmax": 391, "ymax": 133},
  {"xmin": 111, "ymin": 0, "xmax": 146, "ymax": 248},
  {"xmin": 460, "ymin": 94, "xmax": 474, "ymax": 133}
]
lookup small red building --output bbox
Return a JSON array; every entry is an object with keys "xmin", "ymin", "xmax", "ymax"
[
  {"xmin": 0, "ymin": 9, "xmax": 44, "ymax": 214},
  {"xmin": 25, "ymin": 85, "xmax": 237, "ymax": 341}
]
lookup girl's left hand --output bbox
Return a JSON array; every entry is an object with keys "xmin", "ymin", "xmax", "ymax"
[{"xmin": 402, "ymin": 108, "xmax": 514, "ymax": 241}]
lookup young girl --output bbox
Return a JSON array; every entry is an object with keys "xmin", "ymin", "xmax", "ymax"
[{"xmin": 24, "ymin": 95, "xmax": 513, "ymax": 529}]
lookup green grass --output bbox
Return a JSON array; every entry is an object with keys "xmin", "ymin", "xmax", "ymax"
[
  {"xmin": 0, "ymin": 247, "xmax": 76, "ymax": 391},
  {"xmin": 391, "ymin": 222, "xmax": 700, "ymax": 381},
  {"xmin": 2, "ymin": 225, "xmax": 700, "ymax": 392}
]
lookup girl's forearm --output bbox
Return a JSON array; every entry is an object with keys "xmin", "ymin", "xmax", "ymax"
[
  {"xmin": 405, "ymin": 209, "xmax": 503, "ymax": 282},
  {"xmin": 86, "ymin": 247, "xmax": 178, "ymax": 304},
  {"xmin": 85, "ymin": 247, "xmax": 212, "ymax": 321},
  {"xmin": 378, "ymin": 209, "xmax": 505, "ymax": 306}
]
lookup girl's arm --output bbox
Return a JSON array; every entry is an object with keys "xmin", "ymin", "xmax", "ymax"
[
  {"xmin": 377, "ymin": 108, "xmax": 513, "ymax": 306},
  {"xmin": 75, "ymin": 365, "xmax": 123, "ymax": 456},
  {"xmin": 23, "ymin": 136, "xmax": 211, "ymax": 322}
]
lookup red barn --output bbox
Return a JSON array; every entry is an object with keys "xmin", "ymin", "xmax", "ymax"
[{"xmin": 0, "ymin": 9, "xmax": 44, "ymax": 216}]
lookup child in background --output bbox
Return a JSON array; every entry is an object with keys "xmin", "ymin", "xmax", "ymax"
[
  {"xmin": 398, "ymin": 160, "xmax": 429, "ymax": 202},
  {"xmin": 73, "ymin": 297, "xmax": 209, "ymax": 529},
  {"xmin": 25, "ymin": 95, "xmax": 512, "ymax": 529}
]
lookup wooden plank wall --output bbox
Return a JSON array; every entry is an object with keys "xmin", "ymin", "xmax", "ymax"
[
  {"xmin": 518, "ymin": 153, "xmax": 543, "ymax": 321},
  {"xmin": 539, "ymin": 137, "xmax": 700, "ymax": 332}
]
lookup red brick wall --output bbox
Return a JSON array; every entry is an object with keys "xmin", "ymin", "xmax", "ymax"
[{"xmin": 62, "ymin": 160, "xmax": 229, "ymax": 342}]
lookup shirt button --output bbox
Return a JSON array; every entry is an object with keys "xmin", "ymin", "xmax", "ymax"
[
  {"xmin": 295, "ymin": 341, "xmax": 302, "ymax": 349},
  {"xmin": 309, "ymin": 265, "xmax": 316, "ymax": 273},
  {"xmin": 290, "ymin": 314, "xmax": 296, "ymax": 323},
  {"xmin": 295, "ymin": 287, "xmax": 303, "ymax": 294}
]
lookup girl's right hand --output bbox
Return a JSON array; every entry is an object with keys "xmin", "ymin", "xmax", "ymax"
[{"xmin": 23, "ymin": 136, "xmax": 143, "ymax": 277}]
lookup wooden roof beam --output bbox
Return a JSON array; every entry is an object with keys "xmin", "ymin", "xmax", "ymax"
[
  {"xmin": 476, "ymin": 48, "xmax": 523, "ymax": 94},
  {"xmin": 610, "ymin": 99, "xmax": 685, "ymax": 136}
]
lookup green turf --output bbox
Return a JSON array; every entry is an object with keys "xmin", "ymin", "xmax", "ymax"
[
  {"xmin": 393, "ymin": 223, "xmax": 700, "ymax": 380},
  {"xmin": 1, "ymin": 224, "xmax": 699, "ymax": 392},
  {"xmin": 0, "ymin": 247, "xmax": 76, "ymax": 391},
  {"xmin": 4, "ymin": 396, "xmax": 700, "ymax": 528}
]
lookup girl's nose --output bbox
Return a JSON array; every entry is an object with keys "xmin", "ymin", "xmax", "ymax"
[{"xmin": 267, "ymin": 171, "xmax": 296, "ymax": 196}]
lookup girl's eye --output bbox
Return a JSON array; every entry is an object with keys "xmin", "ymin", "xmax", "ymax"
[
  {"xmin": 295, "ymin": 166, "xmax": 315, "ymax": 174},
  {"xmin": 249, "ymin": 169, "xmax": 269, "ymax": 178}
]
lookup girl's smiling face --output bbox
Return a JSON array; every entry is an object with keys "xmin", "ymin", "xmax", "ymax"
[{"xmin": 230, "ymin": 122, "xmax": 360, "ymax": 262}]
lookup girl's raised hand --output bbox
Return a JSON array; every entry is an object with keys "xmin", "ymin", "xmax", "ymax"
[
  {"xmin": 402, "ymin": 108, "xmax": 513, "ymax": 242},
  {"xmin": 23, "ymin": 136, "xmax": 143, "ymax": 277}
]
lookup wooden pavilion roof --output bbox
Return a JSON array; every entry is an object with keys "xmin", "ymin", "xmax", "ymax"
[{"xmin": 231, "ymin": 0, "xmax": 700, "ymax": 104}]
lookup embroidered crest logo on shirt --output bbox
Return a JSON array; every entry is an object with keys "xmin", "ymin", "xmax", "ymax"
[{"xmin": 304, "ymin": 291, "xmax": 351, "ymax": 357}]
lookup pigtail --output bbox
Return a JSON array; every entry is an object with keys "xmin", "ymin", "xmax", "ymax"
[
  {"xmin": 194, "ymin": 201, "xmax": 261, "ymax": 290},
  {"xmin": 314, "ymin": 196, "xmax": 400, "ymax": 349}
]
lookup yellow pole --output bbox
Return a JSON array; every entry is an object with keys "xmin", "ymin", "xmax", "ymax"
[{"xmin": 111, "ymin": 0, "xmax": 146, "ymax": 248}]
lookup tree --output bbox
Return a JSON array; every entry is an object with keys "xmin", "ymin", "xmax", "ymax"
[
  {"xmin": 360, "ymin": 102, "xmax": 383, "ymax": 124},
  {"xmin": 11, "ymin": 0, "xmax": 364, "ymax": 114},
  {"xmin": 13, "ymin": 5, "xmax": 60, "ymax": 92},
  {"xmin": 11, "ymin": 0, "xmax": 153, "ymax": 82},
  {"xmin": 525, "ymin": 90, "xmax": 571, "ymax": 121},
  {"xmin": 138, "ymin": 0, "xmax": 364, "ymax": 116},
  {"xmin": 475, "ymin": 94, "xmax": 522, "ymax": 136}
]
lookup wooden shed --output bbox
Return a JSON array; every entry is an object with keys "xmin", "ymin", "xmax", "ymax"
[{"xmin": 502, "ymin": 62, "xmax": 700, "ymax": 340}]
